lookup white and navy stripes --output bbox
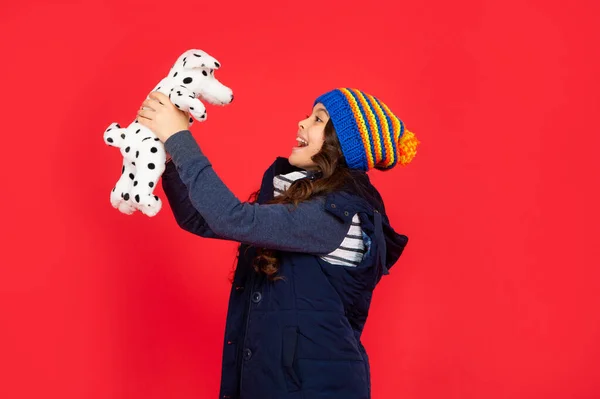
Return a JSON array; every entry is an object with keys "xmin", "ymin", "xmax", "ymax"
[
  {"xmin": 273, "ymin": 172, "xmax": 367, "ymax": 267},
  {"xmin": 273, "ymin": 171, "xmax": 309, "ymax": 197}
]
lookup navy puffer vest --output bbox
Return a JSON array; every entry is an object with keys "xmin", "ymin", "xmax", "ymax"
[{"xmin": 219, "ymin": 158, "xmax": 408, "ymax": 399}]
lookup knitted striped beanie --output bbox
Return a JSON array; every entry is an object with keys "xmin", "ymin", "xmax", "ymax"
[{"xmin": 314, "ymin": 88, "xmax": 419, "ymax": 171}]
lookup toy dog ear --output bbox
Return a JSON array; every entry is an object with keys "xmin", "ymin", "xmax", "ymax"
[{"xmin": 182, "ymin": 51, "xmax": 222, "ymax": 70}]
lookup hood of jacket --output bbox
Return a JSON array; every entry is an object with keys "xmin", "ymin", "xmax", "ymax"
[{"xmin": 263, "ymin": 157, "xmax": 408, "ymax": 272}]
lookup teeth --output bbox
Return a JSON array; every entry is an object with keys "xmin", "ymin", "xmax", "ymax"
[{"xmin": 296, "ymin": 137, "xmax": 308, "ymax": 146}]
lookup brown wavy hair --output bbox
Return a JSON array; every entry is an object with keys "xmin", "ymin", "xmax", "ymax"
[{"xmin": 233, "ymin": 119, "xmax": 359, "ymax": 282}]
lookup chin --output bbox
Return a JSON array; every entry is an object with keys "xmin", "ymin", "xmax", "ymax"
[
  {"xmin": 288, "ymin": 154, "xmax": 299, "ymax": 167},
  {"xmin": 288, "ymin": 154, "xmax": 304, "ymax": 169}
]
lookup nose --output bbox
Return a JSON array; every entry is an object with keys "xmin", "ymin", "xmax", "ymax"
[{"xmin": 230, "ymin": 94, "xmax": 234, "ymax": 103}]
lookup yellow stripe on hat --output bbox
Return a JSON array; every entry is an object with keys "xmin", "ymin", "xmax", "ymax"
[
  {"xmin": 351, "ymin": 89, "xmax": 383, "ymax": 165},
  {"xmin": 364, "ymin": 93, "xmax": 395, "ymax": 168},
  {"xmin": 339, "ymin": 88, "xmax": 375, "ymax": 169},
  {"xmin": 378, "ymin": 101, "xmax": 402, "ymax": 166}
]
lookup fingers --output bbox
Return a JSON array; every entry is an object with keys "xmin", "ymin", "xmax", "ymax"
[
  {"xmin": 137, "ymin": 107, "xmax": 153, "ymax": 120},
  {"xmin": 142, "ymin": 98, "xmax": 161, "ymax": 110},
  {"xmin": 148, "ymin": 91, "xmax": 168, "ymax": 105},
  {"xmin": 137, "ymin": 113, "xmax": 152, "ymax": 129}
]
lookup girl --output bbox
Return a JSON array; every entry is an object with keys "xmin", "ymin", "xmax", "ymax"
[{"xmin": 137, "ymin": 88, "xmax": 420, "ymax": 399}]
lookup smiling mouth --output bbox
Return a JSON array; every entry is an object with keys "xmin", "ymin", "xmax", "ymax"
[{"xmin": 296, "ymin": 137, "xmax": 308, "ymax": 147}]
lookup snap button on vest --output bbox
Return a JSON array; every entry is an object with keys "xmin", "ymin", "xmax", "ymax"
[
  {"xmin": 243, "ymin": 348, "xmax": 252, "ymax": 360},
  {"xmin": 330, "ymin": 203, "xmax": 336, "ymax": 208},
  {"xmin": 252, "ymin": 292, "xmax": 262, "ymax": 303}
]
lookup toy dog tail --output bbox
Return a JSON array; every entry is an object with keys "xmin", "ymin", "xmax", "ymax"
[{"xmin": 103, "ymin": 122, "xmax": 126, "ymax": 148}]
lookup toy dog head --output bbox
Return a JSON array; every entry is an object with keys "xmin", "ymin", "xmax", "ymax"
[{"xmin": 170, "ymin": 49, "xmax": 234, "ymax": 106}]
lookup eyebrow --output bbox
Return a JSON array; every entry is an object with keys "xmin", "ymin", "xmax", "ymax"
[{"xmin": 315, "ymin": 108, "xmax": 329, "ymax": 117}]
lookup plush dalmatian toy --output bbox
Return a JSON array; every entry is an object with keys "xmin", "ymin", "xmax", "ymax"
[{"xmin": 103, "ymin": 49, "xmax": 233, "ymax": 217}]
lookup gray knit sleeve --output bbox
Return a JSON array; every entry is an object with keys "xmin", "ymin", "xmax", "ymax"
[
  {"xmin": 163, "ymin": 130, "xmax": 349, "ymax": 254},
  {"xmin": 161, "ymin": 160, "xmax": 224, "ymax": 240}
]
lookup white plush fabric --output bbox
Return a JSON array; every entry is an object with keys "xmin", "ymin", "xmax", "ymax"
[{"xmin": 103, "ymin": 49, "xmax": 233, "ymax": 217}]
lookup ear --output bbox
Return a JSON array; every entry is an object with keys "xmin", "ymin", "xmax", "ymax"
[{"xmin": 180, "ymin": 50, "xmax": 222, "ymax": 70}]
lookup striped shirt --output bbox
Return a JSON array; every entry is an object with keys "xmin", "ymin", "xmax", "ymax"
[{"xmin": 273, "ymin": 172, "xmax": 367, "ymax": 267}]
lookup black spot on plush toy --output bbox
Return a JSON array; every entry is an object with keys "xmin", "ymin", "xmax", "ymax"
[{"xmin": 103, "ymin": 49, "xmax": 233, "ymax": 217}]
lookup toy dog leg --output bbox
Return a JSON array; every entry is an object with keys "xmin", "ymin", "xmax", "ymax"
[
  {"xmin": 168, "ymin": 86, "xmax": 207, "ymax": 121},
  {"xmin": 103, "ymin": 122, "xmax": 127, "ymax": 147},
  {"xmin": 129, "ymin": 138, "xmax": 166, "ymax": 217},
  {"xmin": 130, "ymin": 166, "xmax": 165, "ymax": 217},
  {"xmin": 105, "ymin": 122, "xmax": 137, "ymax": 214},
  {"xmin": 110, "ymin": 159, "xmax": 137, "ymax": 215}
]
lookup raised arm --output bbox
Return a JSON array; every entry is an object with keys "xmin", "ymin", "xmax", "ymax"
[
  {"xmin": 161, "ymin": 158, "xmax": 223, "ymax": 239},
  {"xmin": 163, "ymin": 130, "xmax": 349, "ymax": 255}
]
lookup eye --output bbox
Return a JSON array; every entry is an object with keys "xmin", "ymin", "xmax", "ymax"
[{"xmin": 305, "ymin": 114, "xmax": 322, "ymax": 122}]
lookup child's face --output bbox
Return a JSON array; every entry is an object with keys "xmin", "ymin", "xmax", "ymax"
[{"xmin": 289, "ymin": 103, "xmax": 329, "ymax": 170}]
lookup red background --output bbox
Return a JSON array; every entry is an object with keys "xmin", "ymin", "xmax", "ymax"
[{"xmin": 1, "ymin": 0, "xmax": 599, "ymax": 398}]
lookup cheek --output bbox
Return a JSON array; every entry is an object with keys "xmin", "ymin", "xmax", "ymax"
[
  {"xmin": 303, "ymin": 143, "xmax": 322, "ymax": 160},
  {"xmin": 308, "ymin": 130, "xmax": 325, "ymax": 150},
  {"xmin": 312, "ymin": 135, "xmax": 325, "ymax": 152},
  {"xmin": 312, "ymin": 141, "xmax": 323, "ymax": 153}
]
